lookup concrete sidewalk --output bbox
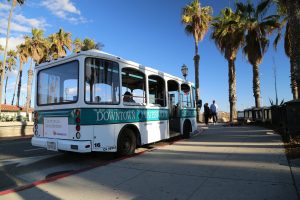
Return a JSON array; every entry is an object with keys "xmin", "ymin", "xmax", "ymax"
[{"xmin": 1, "ymin": 125, "xmax": 299, "ymax": 200}]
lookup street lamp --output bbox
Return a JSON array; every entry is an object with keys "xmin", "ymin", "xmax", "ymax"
[{"xmin": 181, "ymin": 64, "xmax": 188, "ymax": 81}]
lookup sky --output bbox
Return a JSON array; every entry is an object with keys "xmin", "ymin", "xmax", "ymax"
[{"xmin": 0, "ymin": 0, "xmax": 292, "ymax": 112}]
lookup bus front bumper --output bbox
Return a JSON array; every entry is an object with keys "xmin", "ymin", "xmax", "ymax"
[{"xmin": 31, "ymin": 137, "xmax": 92, "ymax": 153}]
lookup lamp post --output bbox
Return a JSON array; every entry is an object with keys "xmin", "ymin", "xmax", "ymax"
[{"xmin": 181, "ymin": 64, "xmax": 188, "ymax": 81}]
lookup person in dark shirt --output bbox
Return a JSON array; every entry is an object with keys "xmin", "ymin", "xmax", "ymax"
[{"xmin": 204, "ymin": 103, "xmax": 210, "ymax": 125}]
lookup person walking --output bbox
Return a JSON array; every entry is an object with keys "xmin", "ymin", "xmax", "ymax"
[
  {"xmin": 210, "ymin": 100, "xmax": 218, "ymax": 124},
  {"xmin": 204, "ymin": 103, "xmax": 210, "ymax": 125}
]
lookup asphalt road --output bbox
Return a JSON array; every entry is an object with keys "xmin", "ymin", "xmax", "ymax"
[{"xmin": 0, "ymin": 137, "xmax": 118, "ymax": 191}]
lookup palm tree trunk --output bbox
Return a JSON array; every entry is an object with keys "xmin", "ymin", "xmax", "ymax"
[
  {"xmin": 252, "ymin": 63, "xmax": 261, "ymax": 108},
  {"xmin": 4, "ymin": 76, "xmax": 8, "ymax": 105},
  {"xmin": 228, "ymin": 59, "xmax": 237, "ymax": 122},
  {"xmin": 12, "ymin": 64, "xmax": 21, "ymax": 105},
  {"xmin": 0, "ymin": 0, "xmax": 16, "ymax": 113},
  {"xmin": 26, "ymin": 59, "xmax": 33, "ymax": 118},
  {"xmin": 287, "ymin": 0, "xmax": 300, "ymax": 100},
  {"xmin": 16, "ymin": 61, "xmax": 23, "ymax": 107},
  {"xmin": 290, "ymin": 58, "xmax": 298, "ymax": 99},
  {"xmin": 194, "ymin": 42, "xmax": 201, "ymax": 123}
]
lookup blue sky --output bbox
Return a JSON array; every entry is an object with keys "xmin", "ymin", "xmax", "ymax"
[{"xmin": 0, "ymin": 0, "xmax": 291, "ymax": 112}]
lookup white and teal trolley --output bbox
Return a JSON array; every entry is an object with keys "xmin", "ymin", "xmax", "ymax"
[{"xmin": 31, "ymin": 50, "xmax": 199, "ymax": 155}]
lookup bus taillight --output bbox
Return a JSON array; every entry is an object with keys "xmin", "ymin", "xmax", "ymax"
[
  {"xmin": 76, "ymin": 132, "xmax": 81, "ymax": 139},
  {"xmin": 75, "ymin": 109, "xmax": 81, "ymax": 138},
  {"xmin": 34, "ymin": 111, "xmax": 38, "ymax": 118},
  {"xmin": 34, "ymin": 112, "xmax": 38, "ymax": 135},
  {"xmin": 75, "ymin": 109, "xmax": 80, "ymax": 116}
]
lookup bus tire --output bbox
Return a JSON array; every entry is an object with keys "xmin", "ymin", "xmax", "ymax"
[
  {"xmin": 117, "ymin": 128, "xmax": 136, "ymax": 156},
  {"xmin": 183, "ymin": 120, "xmax": 191, "ymax": 139}
]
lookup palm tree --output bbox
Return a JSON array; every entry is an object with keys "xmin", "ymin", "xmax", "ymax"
[
  {"xmin": 211, "ymin": 8, "xmax": 244, "ymax": 122},
  {"xmin": 273, "ymin": 1, "xmax": 298, "ymax": 100},
  {"xmin": 236, "ymin": 0, "xmax": 280, "ymax": 107},
  {"xmin": 276, "ymin": 0, "xmax": 300, "ymax": 100},
  {"xmin": 73, "ymin": 38, "xmax": 83, "ymax": 53},
  {"xmin": 48, "ymin": 28, "xmax": 72, "ymax": 59},
  {"xmin": 0, "ymin": 0, "xmax": 25, "ymax": 112},
  {"xmin": 24, "ymin": 28, "xmax": 47, "ymax": 117},
  {"xmin": 81, "ymin": 38, "xmax": 103, "ymax": 51},
  {"xmin": 182, "ymin": 0, "xmax": 213, "ymax": 122},
  {"xmin": 12, "ymin": 43, "xmax": 29, "ymax": 106},
  {"xmin": 4, "ymin": 49, "xmax": 17, "ymax": 104}
]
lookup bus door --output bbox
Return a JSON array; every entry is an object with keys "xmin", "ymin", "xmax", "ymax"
[{"xmin": 167, "ymin": 80, "xmax": 180, "ymax": 135}]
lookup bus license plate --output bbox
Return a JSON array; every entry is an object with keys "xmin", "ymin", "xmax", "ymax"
[{"xmin": 47, "ymin": 141, "xmax": 57, "ymax": 151}]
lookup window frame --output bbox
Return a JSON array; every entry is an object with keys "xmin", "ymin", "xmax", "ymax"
[
  {"xmin": 37, "ymin": 60, "xmax": 79, "ymax": 106},
  {"xmin": 148, "ymin": 74, "xmax": 167, "ymax": 107},
  {"xmin": 84, "ymin": 57, "xmax": 121, "ymax": 105},
  {"xmin": 192, "ymin": 86, "xmax": 196, "ymax": 108},
  {"xmin": 121, "ymin": 67, "xmax": 147, "ymax": 106},
  {"xmin": 180, "ymin": 83, "xmax": 192, "ymax": 108}
]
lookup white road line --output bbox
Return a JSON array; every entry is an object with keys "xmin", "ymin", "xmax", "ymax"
[{"xmin": 24, "ymin": 148, "xmax": 45, "ymax": 152}]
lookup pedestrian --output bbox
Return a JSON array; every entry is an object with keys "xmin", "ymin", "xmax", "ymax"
[
  {"xmin": 204, "ymin": 103, "xmax": 210, "ymax": 125},
  {"xmin": 210, "ymin": 100, "xmax": 218, "ymax": 124}
]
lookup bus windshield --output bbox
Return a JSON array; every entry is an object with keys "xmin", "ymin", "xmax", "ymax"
[{"xmin": 37, "ymin": 60, "xmax": 79, "ymax": 105}]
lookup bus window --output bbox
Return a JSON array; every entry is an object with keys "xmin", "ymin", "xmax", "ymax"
[
  {"xmin": 167, "ymin": 80, "xmax": 179, "ymax": 117},
  {"xmin": 148, "ymin": 75, "xmax": 166, "ymax": 107},
  {"xmin": 192, "ymin": 87, "xmax": 196, "ymax": 108},
  {"xmin": 181, "ymin": 84, "xmax": 192, "ymax": 108},
  {"xmin": 122, "ymin": 68, "xmax": 146, "ymax": 105},
  {"xmin": 85, "ymin": 58, "xmax": 120, "ymax": 104},
  {"xmin": 37, "ymin": 61, "xmax": 79, "ymax": 105}
]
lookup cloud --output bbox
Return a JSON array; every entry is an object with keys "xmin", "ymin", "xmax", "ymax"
[
  {"xmin": 0, "ymin": 36, "xmax": 24, "ymax": 51},
  {"xmin": 14, "ymin": 15, "xmax": 48, "ymax": 29},
  {"xmin": 41, "ymin": 0, "xmax": 87, "ymax": 24},
  {"xmin": 0, "ymin": 3, "xmax": 10, "ymax": 12},
  {"xmin": 0, "ymin": 19, "xmax": 30, "ymax": 33},
  {"xmin": 0, "ymin": 2, "xmax": 48, "ymax": 35}
]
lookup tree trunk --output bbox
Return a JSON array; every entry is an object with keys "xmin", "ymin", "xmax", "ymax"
[
  {"xmin": 12, "ymin": 62, "xmax": 21, "ymax": 105},
  {"xmin": 252, "ymin": 63, "xmax": 261, "ymax": 108},
  {"xmin": 290, "ymin": 58, "xmax": 298, "ymax": 99},
  {"xmin": 4, "ymin": 76, "xmax": 8, "ymax": 105},
  {"xmin": 228, "ymin": 59, "xmax": 237, "ymax": 122},
  {"xmin": 287, "ymin": 0, "xmax": 300, "ymax": 100},
  {"xmin": 0, "ymin": 0, "xmax": 16, "ymax": 113},
  {"xmin": 16, "ymin": 61, "xmax": 23, "ymax": 107},
  {"xmin": 26, "ymin": 60, "xmax": 33, "ymax": 118},
  {"xmin": 194, "ymin": 41, "xmax": 201, "ymax": 123}
]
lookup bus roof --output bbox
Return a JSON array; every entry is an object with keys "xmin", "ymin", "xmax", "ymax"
[{"xmin": 35, "ymin": 49, "xmax": 194, "ymax": 86}]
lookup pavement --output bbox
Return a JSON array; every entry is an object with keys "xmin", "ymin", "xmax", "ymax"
[{"xmin": 1, "ymin": 124, "xmax": 300, "ymax": 200}]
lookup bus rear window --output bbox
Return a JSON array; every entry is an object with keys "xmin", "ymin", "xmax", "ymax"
[{"xmin": 37, "ymin": 61, "xmax": 79, "ymax": 105}]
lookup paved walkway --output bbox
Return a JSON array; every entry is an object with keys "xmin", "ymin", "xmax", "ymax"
[{"xmin": 1, "ymin": 125, "xmax": 299, "ymax": 200}]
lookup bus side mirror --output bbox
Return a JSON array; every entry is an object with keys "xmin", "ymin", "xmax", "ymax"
[{"xmin": 197, "ymin": 99, "xmax": 202, "ymax": 109}]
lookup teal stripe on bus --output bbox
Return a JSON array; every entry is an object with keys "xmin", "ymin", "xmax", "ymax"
[
  {"xmin": 80, "ymin": 108, "xmax": 169, "ymax": 125},
  {"xmin": 180, "ymin": 109, "xmax": 197, "ymax": 118},
  {"xmin": 37, "ymin": 109, "xmax": 76, "ymax": 124},
  {"xmin": 36, "ymin": 107, "xmax": 196, "ymax": 125}
]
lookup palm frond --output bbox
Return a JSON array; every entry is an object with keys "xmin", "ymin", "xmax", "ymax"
[{"xmin": 256, "ymin": 0, "xmax": 272, "ymax": 17}]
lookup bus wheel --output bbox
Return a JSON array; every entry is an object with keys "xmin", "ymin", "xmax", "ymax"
[
  {"xmin": 183, "ymin": 121, "xmax": 191, "ymax": 139},
  {"xmin": 117, "ymin": 128, "xmax": 136, "ymax": 156}
]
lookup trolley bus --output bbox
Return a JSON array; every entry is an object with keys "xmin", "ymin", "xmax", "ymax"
[{"xmin": 31, "ymin": 50, "xmax": 200, "ymax": 155}]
